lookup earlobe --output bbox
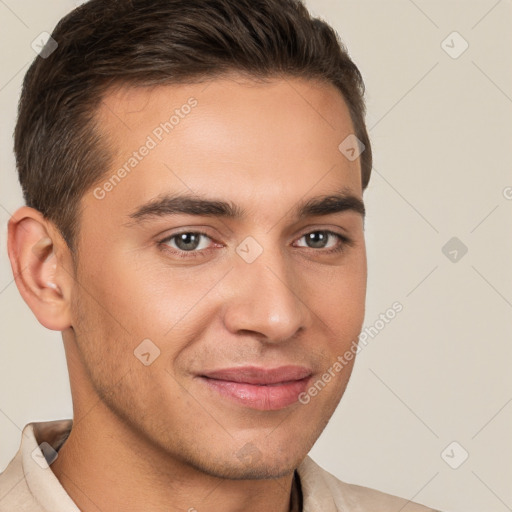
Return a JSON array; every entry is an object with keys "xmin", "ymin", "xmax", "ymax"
[{"xmin": 7, "ymin": 206, "xmax": 73, "ymax": 331}]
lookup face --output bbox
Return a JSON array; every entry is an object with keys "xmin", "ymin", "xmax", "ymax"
[{"xmin": 69, "ymin": 74, "xmax": 367, "ymax": 479}]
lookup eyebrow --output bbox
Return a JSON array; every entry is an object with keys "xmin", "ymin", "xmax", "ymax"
[{"xmin": 125, "ymin": 188, "xmax": 365, "ymax": 225}]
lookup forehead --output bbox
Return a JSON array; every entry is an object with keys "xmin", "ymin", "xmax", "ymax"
[{"xmin": 86, "ymin": 75, "xmax": 362, "ymax": 227}]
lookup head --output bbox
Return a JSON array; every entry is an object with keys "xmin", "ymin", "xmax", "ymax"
[{"xmin": 9, "ymin": 0, "xmax": 372, "ymax": 479}]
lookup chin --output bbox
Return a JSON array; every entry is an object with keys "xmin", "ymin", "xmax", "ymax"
[
  {"xmin": 203, "ymin": 456, "xmax": 299, "ymax": 480},
  {"xmin": 184, "ymin": 444, "xmax": 304, "ymax": 481}
]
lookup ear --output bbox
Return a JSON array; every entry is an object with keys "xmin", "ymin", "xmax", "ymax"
[{"xmin": 7, "ymin": 206, "xmax": 74, "ymax": 331}]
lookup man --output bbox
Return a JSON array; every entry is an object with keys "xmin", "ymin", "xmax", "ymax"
[{"xmin": 1, "ymin": 0, "xmax": 440, "ymax": 510}]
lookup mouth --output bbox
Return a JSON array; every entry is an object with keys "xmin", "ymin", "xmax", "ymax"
[{"xmin": 197, "ymin": 365, "xmax": 312, "ymax": 411}]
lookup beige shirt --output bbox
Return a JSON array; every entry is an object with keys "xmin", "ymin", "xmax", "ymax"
[{"xmin": 0, "ymin": 419, "xmax": 440, "ymax": 512}]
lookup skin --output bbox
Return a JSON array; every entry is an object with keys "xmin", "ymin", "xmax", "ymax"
[{"xmin": 8, "ymin": 74, "xmax": 367, "ymax": 512}]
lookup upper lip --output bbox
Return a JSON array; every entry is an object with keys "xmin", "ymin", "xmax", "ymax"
[{"xmin": 200, "ymin": 365, "xmax": 312, "ymax": 385}]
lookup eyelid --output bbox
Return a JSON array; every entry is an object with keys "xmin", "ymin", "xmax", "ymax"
[
  {"xmin": 293, "ymin": 230, "xmax": 349, "ymax": 246},
  {"xmin": 158, "ymin": 230, "xmax": 218, "ymax": 257}
]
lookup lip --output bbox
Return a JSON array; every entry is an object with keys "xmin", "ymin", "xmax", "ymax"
[{"xmin": 198, "ymin": 365, "xmax": 312, "ymax": 411}]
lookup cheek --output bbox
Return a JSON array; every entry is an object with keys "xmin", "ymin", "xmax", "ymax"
[
  {"xmin": 309, "ymin": 261, "xmax": 367, "ymax": 368},
  {"xmin": 70, "ymin": 281, "xmax": 132, "ymax": 395},
  {"xmin": 71, "ymin": 250, "xmax": 170, "ymax": 372},
  {"xmin": 80, "ymin": 249, "xmax": 185, "ymax": 334},
  {"xmin": 82, "ymin": 251, "xmax": 226, "ymax": 365},
  {"xmin": 311, "ymin": 258, "xmax": 366, "ymax": 330}
]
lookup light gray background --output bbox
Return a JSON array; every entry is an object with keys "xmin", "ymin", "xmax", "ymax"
[{"xmin": 1, "ymin": 1, "xmax": 511, "ymax": 511}]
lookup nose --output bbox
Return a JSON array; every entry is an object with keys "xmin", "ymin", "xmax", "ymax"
[{"xmin": 221, "ymin": 247, "xmax": 313, "ymax": 344}]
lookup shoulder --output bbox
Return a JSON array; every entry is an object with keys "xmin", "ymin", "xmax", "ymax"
[
  {"xmin": 0, "ymin": 420, "xmax": 74, "ymax": 512},
  {"xmin": 297, "ymin": 456, "xmax": 441, "ymax": 512},
  {"xmin": 0, "ymin": 446, "xmax": 41, "ymax": 512}
]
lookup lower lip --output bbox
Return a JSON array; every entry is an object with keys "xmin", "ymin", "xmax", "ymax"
[{"xmin": 200, "ymin": 377, "xmax": 311, "ymax": 411}]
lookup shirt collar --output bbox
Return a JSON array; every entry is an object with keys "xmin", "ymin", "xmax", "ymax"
[{"xmin": 22, "ymin": 420, "xmax": 79, "ymax": 512}]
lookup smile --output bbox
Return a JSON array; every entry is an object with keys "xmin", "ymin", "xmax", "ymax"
[{"xmin": 198, "ymin": 365, "xmax": 313, "ymax": 411}]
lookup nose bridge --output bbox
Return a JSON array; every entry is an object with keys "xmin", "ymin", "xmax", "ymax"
[{"xmin": 222, "ymin": 239, "xmax": 311, "ymax": 342}]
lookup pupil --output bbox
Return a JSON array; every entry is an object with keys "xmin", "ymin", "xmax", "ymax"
[
  {"xmin": 177, "ymin": 233, "xmax": 200, "ymax": 251},
  {"xmin": 308, "ymin": 232, "xmax": 326, "ymax": 248}
]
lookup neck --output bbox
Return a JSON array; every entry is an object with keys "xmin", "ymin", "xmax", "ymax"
[{"xmin": 50, "ymin": 401, "xmax": 296, "ymax": 512}]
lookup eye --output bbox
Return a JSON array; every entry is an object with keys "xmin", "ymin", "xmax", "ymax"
[
  {"xmin": 159, "ymin": 231, "xmax": 214, "ymax": 258},
  {"xmin": 294, "ymin": 230, "xmax": 351, "ymax": 254}
]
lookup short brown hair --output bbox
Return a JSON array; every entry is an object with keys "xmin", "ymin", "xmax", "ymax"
[{"xmin": 14, "ymin": 0, "xmax": 372, "ymax": 253}]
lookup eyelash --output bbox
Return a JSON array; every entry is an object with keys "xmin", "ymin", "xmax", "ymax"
[{"xmin": 157, "ymin": 229, "xmax": 353, "ymax": 259}]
